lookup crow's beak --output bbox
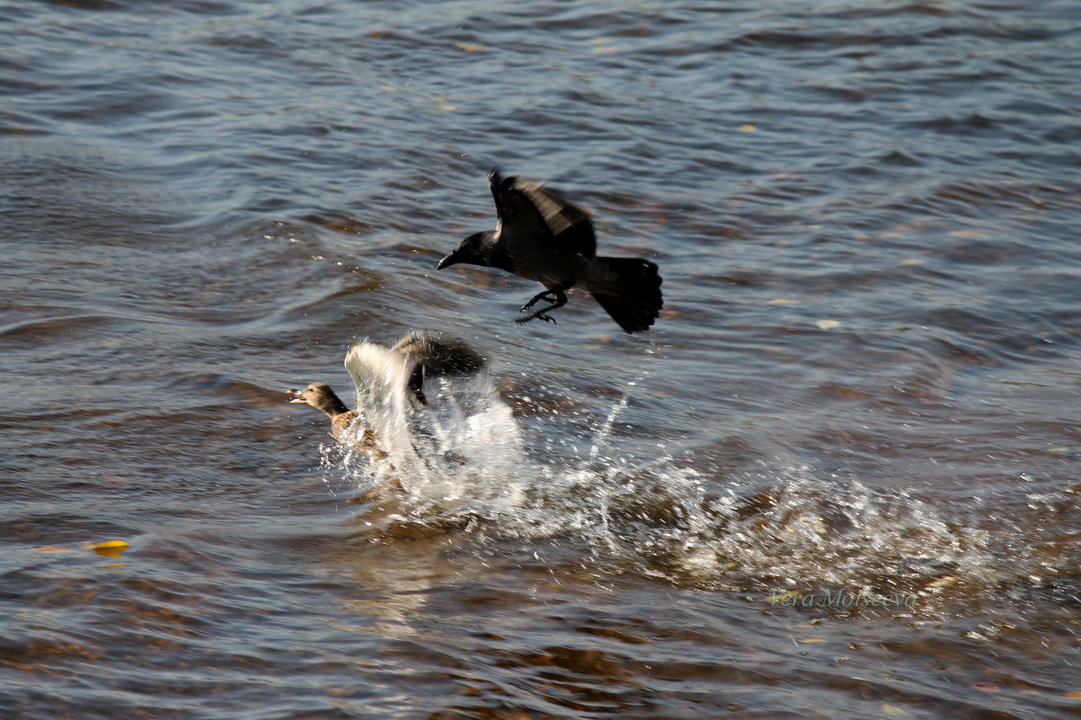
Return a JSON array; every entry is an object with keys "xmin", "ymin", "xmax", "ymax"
[{"xmin": 437, "ymin": 249, "xmax": 462, "ymax": 270}]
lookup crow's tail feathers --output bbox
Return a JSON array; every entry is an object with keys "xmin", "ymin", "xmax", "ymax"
[{"xmin": 591, "ymin": 257, "xmax": 664, "ymax": 333}]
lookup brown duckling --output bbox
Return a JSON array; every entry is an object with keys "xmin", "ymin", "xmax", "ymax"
[
  {"xmin": 289, "ymin": 331, "xmax": 486, "ymax": 461},
  {"xmin": 288, "ymin": 381, "xmax": 387, "ymax": 459}
]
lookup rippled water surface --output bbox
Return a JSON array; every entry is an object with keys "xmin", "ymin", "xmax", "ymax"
[{"xmin": 2, "ymin": 0, "xmax": 1080, "ymax": 718}]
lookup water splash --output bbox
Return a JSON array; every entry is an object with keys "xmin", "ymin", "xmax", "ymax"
[
  {"xmin": 326, "ymin": 364, "xmax": 527, "ymax": 516},
  {"xmin": 320, "ymin": 368, "xmax": 1072, "ymax": 607}
]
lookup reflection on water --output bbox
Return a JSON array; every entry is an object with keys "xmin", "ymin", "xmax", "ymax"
[{"xmin": 2, "ymin": 0, "xmax": 1079, "ymax": 717}]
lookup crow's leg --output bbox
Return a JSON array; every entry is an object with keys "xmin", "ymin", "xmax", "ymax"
[
  {"xmin": 516, "ymin": 289, "xmax": 567, "ymax": 325},
  {"xmin": 520, "ymin": 290, "xmax": 561, "ymax": 313}
]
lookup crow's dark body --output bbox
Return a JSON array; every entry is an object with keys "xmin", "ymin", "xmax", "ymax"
[{"xmin": 438, "ymin": 171, "xmax": 663, "ymax": 333}]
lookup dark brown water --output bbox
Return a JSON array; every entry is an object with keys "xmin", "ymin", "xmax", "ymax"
[{"xmin": 2, "ymin": 0, "xmax": 1079, "ymax": 718}]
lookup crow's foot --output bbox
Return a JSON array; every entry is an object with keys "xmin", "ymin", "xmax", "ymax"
[
  {"xmin": 516, "ymin": 289, "xmax": 567, "ymax": 326},
  {"xmin": 515, "ymin": 310, "xmax": 557, "ymax": 325}
]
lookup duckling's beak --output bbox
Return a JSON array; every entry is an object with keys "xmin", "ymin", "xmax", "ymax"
[{"xmin": 287, "ymin": 389, "xmax": 306, "ymax": 403}]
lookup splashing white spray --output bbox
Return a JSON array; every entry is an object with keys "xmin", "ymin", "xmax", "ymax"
[
  {"xmin": 333, "ymin": 353, "xmax": 527, "ymax": 516},
  {"xmin": 321, "ymin": 354, "xmax": 1019, "ymax": 600}
]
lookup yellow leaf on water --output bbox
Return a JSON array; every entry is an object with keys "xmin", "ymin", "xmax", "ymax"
[
  {"xmin": 92, "ymin": 540, "xmax": 129, "ymax": 550},
  {"xmin": 455, "ymin": 43, "xmax": 485, "ymax": 52},
  {"xmin": 737, "ymin": 124, "xmax": 757, "ymax": 132},
  {"xmin": 800, "ymin": 638, "xmax": 827, "ymax": 644},
  {"xmin": 92, "ymin": 540, "xmax": 130, "ymax": 558},
  {"xmin": 816, "ymin": 320, "xmax": 841, "ymax": 330}
]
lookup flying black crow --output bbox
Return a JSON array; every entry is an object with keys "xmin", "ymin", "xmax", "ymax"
[{"xmin": 437, "ymin": 171, "xmax": 663, "ymax": 333}]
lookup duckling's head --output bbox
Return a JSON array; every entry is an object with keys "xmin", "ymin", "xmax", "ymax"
[{"xmin": 288, "ymin": 382, "xmax": 350, "ymax": 418}]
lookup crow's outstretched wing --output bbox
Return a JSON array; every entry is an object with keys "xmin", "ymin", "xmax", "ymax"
[{"xmin": 490, "ymin": 171, "xmax": 597, "ymax": 258}]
